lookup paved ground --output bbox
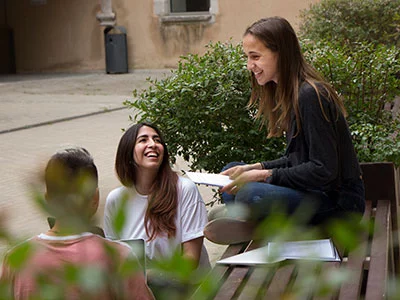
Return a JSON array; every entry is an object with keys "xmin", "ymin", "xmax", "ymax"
[{"xmin": 0, "ymin": 70, "xmax": 226, "ymax": 265}]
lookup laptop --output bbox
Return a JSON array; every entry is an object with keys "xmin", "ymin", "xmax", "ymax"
[{"xmin": 120, "ymin": 238, "xmax": 147, "ymax": 277}]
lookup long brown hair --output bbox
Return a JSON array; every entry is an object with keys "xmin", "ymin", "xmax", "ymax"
[
  {"xmin": 115, "ymin": 122, "xmax": 178, "ymax": 240},
  {"xmin": 244, "ymin": 16, "xmax": 347, "ymax": 138}
]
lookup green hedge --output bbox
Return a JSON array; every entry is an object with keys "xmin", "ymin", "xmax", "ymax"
[{"xmin": 127, "ymin": 41, "xmax": 285, "ymax": 173}]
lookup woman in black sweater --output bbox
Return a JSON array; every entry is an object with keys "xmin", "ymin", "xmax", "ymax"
[{"xmin": 204, "ymin": 17, "xmax": 365, "ymax": 245}]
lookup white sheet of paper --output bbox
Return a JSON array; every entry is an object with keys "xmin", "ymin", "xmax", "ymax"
[
  {"xmin": 268, "ymin": 239, "xmax": 339, "ymax": 260},
  {"xmin": 185, "ymin": 171, "xmax": 233, "ymax": 187},
  {"xmin": 217, "ymin": 246, "xmax": 285, "ymax": 265},
  {"xmin": 217, "ymin": 239, "xmax": 341, "ymax": 266}
]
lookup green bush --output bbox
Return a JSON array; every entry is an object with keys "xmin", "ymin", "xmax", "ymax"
[
  {"xmin": 299, "ymin": 0, "xmax": 400, "ymax": 47},
  {"xmin": 302, "ymin": 41, "xmax": 400, "ymax": 122},
  {"xmin": 127, "ymin": 41, "xmax": 285, "ymax": 173},
  {"xmin": 299, "ymin": 0, "xmax": 400, "ymax": 166},
  {"xmin": 127, "ymin": 0, "xmax": 400, "ymax": 169},
  {"xmin": 128, "ymin": 41, "xmax": 399, "ymax": 168},
  {"xmin": 302, "ymin": 41, "xmax": 400, "ymax": 167},
  {"xmin": 350, "ymin": 112, "xmax": 400, "ymax": 166}
]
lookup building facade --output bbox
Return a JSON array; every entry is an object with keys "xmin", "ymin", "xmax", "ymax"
[{"xmin": 1, "ymin": 0, "xmax": 319, "ymax": 73}]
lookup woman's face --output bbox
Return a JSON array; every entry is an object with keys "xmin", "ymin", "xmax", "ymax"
[
  {"xmin": 133, "ymin": 126, "xmax": 164, "ymax": 171},
  {"xmin": 243, "ymin": 33, "xmax": 279, "ymax": 85}
]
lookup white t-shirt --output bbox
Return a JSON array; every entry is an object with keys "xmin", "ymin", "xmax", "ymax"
[{"xmin": 104, "ymin": 176, "xmax": 210, "ymax": 269}]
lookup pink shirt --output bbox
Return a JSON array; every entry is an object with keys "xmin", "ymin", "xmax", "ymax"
[{"xmin": 0, "ymin": 232, "xmax": 149, "ymax": 300}]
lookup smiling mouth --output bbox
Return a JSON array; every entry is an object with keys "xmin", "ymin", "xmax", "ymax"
[{"xmin": 145, "ymin": 152, "xmax": 159, "ymax": 158}]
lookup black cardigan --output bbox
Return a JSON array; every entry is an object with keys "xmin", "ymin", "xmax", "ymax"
[{"xmin": 261, "ymin": 82, "xmax": 361, "ymax": 193}]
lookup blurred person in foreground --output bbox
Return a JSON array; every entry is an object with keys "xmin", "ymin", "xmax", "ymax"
[{"xmin": 0, "ymin": 147, "xmax": 154, "ymax": 299}]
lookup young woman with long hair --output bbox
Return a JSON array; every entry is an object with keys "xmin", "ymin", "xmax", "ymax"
[
  {"xmin": 204, "ymin": 17, "xmax": 365, "ymax": 245},
  {"xmin": 104, "ymin": 123, "xmax": 210, "ymax": 271}
]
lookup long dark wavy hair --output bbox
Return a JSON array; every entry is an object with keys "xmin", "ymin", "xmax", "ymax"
[
  {"xmin": 244, "ymin": 16, "xmax": 347, "ymax": 138},
  {"xmin": 115, "ymin": 122, "xmax": 178, "ymax": 241}
]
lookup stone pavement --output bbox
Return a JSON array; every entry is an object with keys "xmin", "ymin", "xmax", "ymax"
[{"xmin": 0, "ymin": 70, "xmax": 226, "ymax": 265}]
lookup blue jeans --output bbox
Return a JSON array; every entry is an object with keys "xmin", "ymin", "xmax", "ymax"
[{"xmin": 221, "ymin": 162, "xmax": 365, "ymax": 225}]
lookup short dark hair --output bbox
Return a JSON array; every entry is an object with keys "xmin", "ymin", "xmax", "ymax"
[
  {"xmin": 45, "ymin": 147, "xmax": 98, "ymax": 216},
  {"xmin": 115, "ymin": 122, "xmax": 170, "ymax": 187}
]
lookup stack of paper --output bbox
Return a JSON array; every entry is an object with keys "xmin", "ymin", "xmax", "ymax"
[
  {"xmin": 217, "ymin": 239, "xmax": 341, "ymax": 265},
  {"xmin": 185, "ymin": 171, "xmax": 233, "ymax": 187}
]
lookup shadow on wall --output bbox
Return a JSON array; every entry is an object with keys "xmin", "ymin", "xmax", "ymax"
[{"xmin": 160, "ymin": 23, "xmax": 207, "ymax": 56}]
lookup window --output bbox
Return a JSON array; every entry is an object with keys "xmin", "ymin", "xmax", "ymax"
[
  {"xmin": 154, "ymin": 0, "xmax": 217, "ymax": 23},
  {"xmin": 170, "ymin": 0, "xmax": 210, "ymax": 13}
]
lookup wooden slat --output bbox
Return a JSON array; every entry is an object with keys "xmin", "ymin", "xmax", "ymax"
[
  {"xmin": 365, "ymin": 200, "xmax": 391, "ymax": 300},
  {"xmin": 360, "ymin": 162, "xmax": 400, "ymax": 275},
  {"xmin": 212, "ymin": 241, "xmax": 262, "ymax": 299},
  {"xmin": 237, "ymin": 266, "xmax": 276, "ymax": 300},
  {"xmin": 222, "ymin": 243, "xmax": 251, "ymax": 259},
  {"xmin": 289, "ymin": 260, "xmax": 321, "ymax": 298},
  {"xmin": 214, "ymin": 266, "xmax": 251, "ymax": 300},
  {"xmin": 312, "ymin": 261, "xmax": 341, "ymax": 300},
  {"xmin": 338, "ymin": 201, "xmax": 372, "ymax": 300},
  {"xmin": 360, "ymin": 163, "xmax": 397, "ymax": 207},
  {"xmin": 263, "ymin": 264, "xmax": 296, "ymax": 299},
  {"xmin": 190, "ymin": 242, "xmax": 250, "ymax": 300},
  {"xmin": 388, "ymin": 219, "xmax": 395, "ymax": 278},
  {"xmin": 213, "ymin": 243, "xmax": 250, "ymax": 278}
]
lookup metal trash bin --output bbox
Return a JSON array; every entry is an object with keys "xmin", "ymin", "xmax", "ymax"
[{"xmin": 104, "ymin": 26, "xmax": 128, "ymax": 74}]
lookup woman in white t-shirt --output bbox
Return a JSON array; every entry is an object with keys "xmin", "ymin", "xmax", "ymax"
[{"xmin": 104, "ymin": 123, "xmax": 211, "ymax": 278}]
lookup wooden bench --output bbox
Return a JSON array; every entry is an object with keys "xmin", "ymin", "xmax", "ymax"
[{"xmin": 193, "ymin": 162, "xmax": 399, "ymax": 299}]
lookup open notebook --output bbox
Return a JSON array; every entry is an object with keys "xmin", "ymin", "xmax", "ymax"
[
  {"xmin": 120, "ymin": 239, "xmax": 146, "ymax": 276},
  {"xmin": 217, "ymin": 238, "xmax": 341, "ymax": 265}
]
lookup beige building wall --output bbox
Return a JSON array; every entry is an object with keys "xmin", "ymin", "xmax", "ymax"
[
  {"xmin": 7, "ymin": 0, "xmax": 104, "ymax": 72},
  {"xmin": 6, "ymin": 0, "xmax": 319, "ymax": 73}
]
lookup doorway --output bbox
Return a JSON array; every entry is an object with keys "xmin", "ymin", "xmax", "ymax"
[{"xmin": 0, "ymin": 0, "xmax": 16, "ymax": 74}]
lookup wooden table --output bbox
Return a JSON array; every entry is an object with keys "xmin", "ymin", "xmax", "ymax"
[
  {"xmin": 192, "ymin": 199, "xmax": 394, "ymax": 299},
  {"xmin": 192, "ymin": 162, "xmax": 399, "ymax": 299}
]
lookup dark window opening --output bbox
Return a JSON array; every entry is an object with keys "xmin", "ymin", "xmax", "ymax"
[{"xmin": 170, "ymin": 0, "xmax": 210, "ymax": 13}]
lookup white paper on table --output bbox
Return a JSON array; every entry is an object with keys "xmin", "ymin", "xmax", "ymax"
[
  {"xmin": 217, "ymin": 246, "xmax": 285, "ymax": 265},
  {"xmin": 267, "ymin": 239, "xmax": 341, "ymax": 261},
  {"xmin": 217, "ymin": 239, "xmax": 341, "ymax": 266}
]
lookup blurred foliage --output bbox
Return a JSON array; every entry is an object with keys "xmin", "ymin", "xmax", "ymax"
[
  {"xmin": 193, "ymin": 202, "xmax": 376, "ymax": 299},
  {"xmin": 0, "ymin": 189, "xmax": 145, "ymax": 300},
  {"xmin": 1, "ymin": 178, "xmax": 399, "ymax": 299}
]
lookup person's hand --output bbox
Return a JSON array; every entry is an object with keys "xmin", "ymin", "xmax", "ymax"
[
  {"xmin": 221, "ymin": 164, "xmax": 250, "ymax": 178},
  {"xmin": 220, "ymin": 169, "xmax": 272, "ymax": 194},
  {"xmin": 221, "ymin": 163, "xmax": 261, "ymax": 178}
]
